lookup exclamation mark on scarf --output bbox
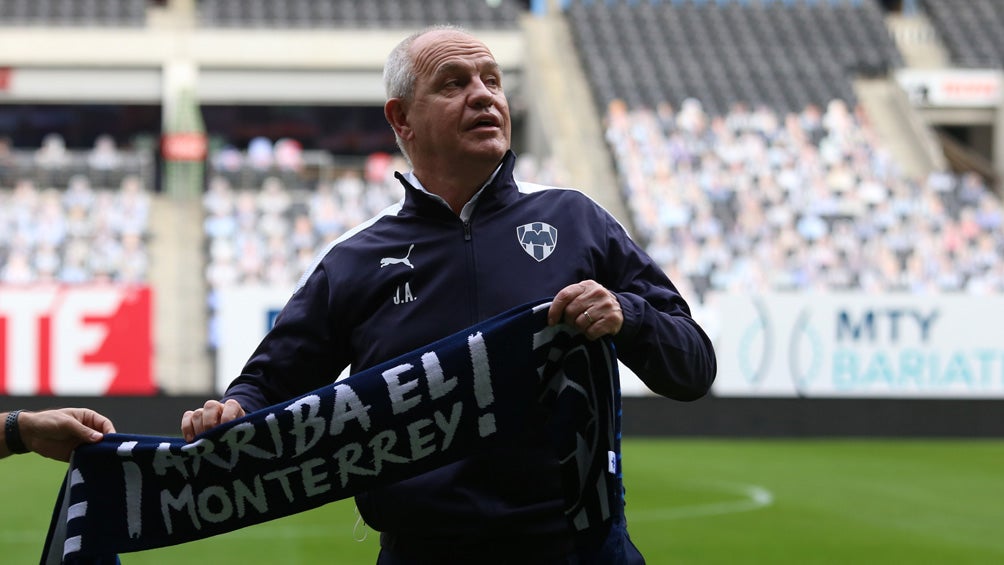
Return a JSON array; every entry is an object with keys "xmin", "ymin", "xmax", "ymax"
[
  {"xmin": 117, "ymin": 441, "xmax": 143, "ymax": 539},
  {"xmin": 468, "ymin": 331, "xmax": 495, "ymax": 437}
]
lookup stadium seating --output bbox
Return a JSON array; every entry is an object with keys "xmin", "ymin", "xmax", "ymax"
[
  {"xmin": 566, "ymin": 0, "xmax": 902, "ymax": 115},
  {"xmin": 567, "ymin": 0, "xmax": 1004, "ymax": 302},
  {"xmin": 202, "ymin": 150, "xmax": 406, "ymax": 291},
  {"xmin": 0, "ymin": 0, "xmax": 147, "ymax": 27},
  {"xmin": 0, "ymin": 137, "xmax": 154, "ymax": 284},
  {"xmin": 920, "ymin": 0, "xmax": 1004, "ymax": 68},
  {"xmin": 198, "ymin": 0, "xmax": 523, "ymax": 29},
  {"xmin": 606, "ymin": 97, "xmax": 1004, "ymax": 299}
]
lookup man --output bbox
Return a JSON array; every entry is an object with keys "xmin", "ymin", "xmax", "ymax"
[
  {"xmin": 183, "ymin": 25, "xmax": 716, "ymax": 563},
  {"xmin": 2, "ymin": 408, "xmax": 115, "ymax": 462}
]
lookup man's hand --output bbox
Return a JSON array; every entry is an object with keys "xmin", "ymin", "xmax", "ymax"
[
  {"xmin": 181, "ymin": 399, "xmax": 245, "ymax": 442},
  {"xmin": 547, "ymin": 279, "xmax": 623, "ymax": 340},
  {"xmin": 20, "ymin": 408, "xmax": 116, "ymax": 462}
]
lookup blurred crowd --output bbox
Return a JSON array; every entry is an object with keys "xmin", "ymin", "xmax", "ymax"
[
  {"xmin": 604, "ymin": 98, "xmax": 1004, "ymax": 304},
  {"xmin": 4, "ymin": 104, "xmax": 1003, "ymax": 327},
  {"xmin": 0, "ymin": 134, "xmax": 152, "ymax": 285},
  {"xmin": 203, "ymin": 152, "xmax": 407, "ymax": 292}
]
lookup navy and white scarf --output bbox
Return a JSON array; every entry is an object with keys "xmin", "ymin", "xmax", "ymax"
[{"xmin": 41, "ymin": 300, "xmax": 623, "ymax": 564}]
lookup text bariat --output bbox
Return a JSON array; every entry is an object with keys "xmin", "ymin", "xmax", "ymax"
[{"xmin": 41, "ymin": 299, "xmax": 623, "ymax": 564}]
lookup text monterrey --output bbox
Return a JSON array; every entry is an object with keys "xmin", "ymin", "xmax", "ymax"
[{"xmin": 114, "ymin": 331, "xmax": 504, "ymax": 539}]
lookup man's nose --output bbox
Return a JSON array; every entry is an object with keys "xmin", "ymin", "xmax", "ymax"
[{"xmin": 468, "ymin": 79, "xmax": 495, "ymax": 108}]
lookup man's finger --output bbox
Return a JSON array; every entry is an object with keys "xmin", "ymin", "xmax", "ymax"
[
  {"xmin": 181, "ymin": 410, "xmax": 195, "ymax": 442},
  {"xmin": 191, "ymin": 409, "xmax": 205, "ymax": 437},
  {"xmin": 75, "ymin": 408, "xmax": 115, "ymax": 435},
  {"xmin": 202, "ymin": 400, "xmax": 223, "ymax": 426},
  {"xmin": 547, "ymin": 293, "xmax": 572, "ymax": 326},
  {"xmin": 220, "ymin": 399, "xmax": 245, "ymax": 424},
  {"xmin": 94, "ymin": 412, "xmax": 116, "ymax": 435},
  {"xmin": 67, "ymin": 418, "xmax": 101, "ymax": 443},
  {"xmin": 548, "ymin": 282, "xmax": 588, "ymax": 325}
]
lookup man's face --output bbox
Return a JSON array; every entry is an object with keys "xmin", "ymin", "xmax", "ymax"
[{"xmin": 398, "ymin": 30, "xmax": 511, "ymax": 172}]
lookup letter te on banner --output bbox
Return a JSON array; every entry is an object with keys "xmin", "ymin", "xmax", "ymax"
[{"xmin": 0, "ymin": 285, "xmax": 155, "ymax": 395}]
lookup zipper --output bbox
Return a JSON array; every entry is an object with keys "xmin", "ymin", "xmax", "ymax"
[{"xmin": 462, "ymin": 218, "xmax": 478, "ymax": 324}]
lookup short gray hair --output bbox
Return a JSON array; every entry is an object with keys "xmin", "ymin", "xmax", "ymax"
[
  {"xmin": 383, "ymin": 25, "xmax": 470, "ymax": 160},
  {"xmin": 383, "ymin": 24, "xmax": 471, "ymax": 101}
]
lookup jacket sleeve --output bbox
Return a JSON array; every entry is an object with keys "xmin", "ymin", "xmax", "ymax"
[
  {"xmin": 600, "ymin": 211, "xmax": 717, "ymax": 401},
  {"xmin": 222, "ymin": 264, "xmax": 349, "ymax": 413}
]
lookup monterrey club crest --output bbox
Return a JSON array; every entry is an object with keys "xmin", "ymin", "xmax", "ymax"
[{"xmin": 516, "ymin": 222, "xmax": 558, "ymax": 262}]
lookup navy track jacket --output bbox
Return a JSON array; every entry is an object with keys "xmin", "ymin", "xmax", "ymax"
[{"xmin": 223, "ymin": 150, "xmax": 717, "ymax": 559}]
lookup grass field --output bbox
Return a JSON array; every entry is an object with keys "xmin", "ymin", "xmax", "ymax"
[{"xmin": 3, "ymin": 438, "xmax": 1002, "ymax": 564}]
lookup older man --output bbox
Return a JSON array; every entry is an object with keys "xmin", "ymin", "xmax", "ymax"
[{"xmin": 183, "ymin": 25, "xmax": 716, "ymax": 564}]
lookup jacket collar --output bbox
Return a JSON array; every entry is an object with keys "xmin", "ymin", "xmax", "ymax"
[{"xmin": 395, "ymin": 150, "xmax": 519, "ymax": 219}]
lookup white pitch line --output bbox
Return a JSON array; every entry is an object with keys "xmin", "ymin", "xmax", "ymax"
[{"xmin": 627, "ymin": 483, "xmax": 774, "ymax": 522}]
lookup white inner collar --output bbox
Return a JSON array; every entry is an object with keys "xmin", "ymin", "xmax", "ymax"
[{"xmin": 404, "ymin": 163, "xmax": 503, "ymax": 222}]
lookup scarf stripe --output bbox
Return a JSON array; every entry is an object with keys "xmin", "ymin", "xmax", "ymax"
[{"xmin": 41, "ymin": 300, "xmax": 622, "ymax": 564}]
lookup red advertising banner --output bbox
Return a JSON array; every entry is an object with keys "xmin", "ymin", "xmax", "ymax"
[
  {"xmin": 0, "ymin": 285, "xmax": 155, "ymax": 396},
  {"xmin": 161, "ymin": 132, "xmax": 208, "ymax": 161}
]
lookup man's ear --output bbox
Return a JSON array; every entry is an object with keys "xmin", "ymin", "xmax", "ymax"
[{"xmin": 384, "ymin": 98, "xmax": 413, "ymax": 141}]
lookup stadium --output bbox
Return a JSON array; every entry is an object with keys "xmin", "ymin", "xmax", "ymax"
[{"xmin": 2, "ymin": 0, "xmax": 1003, "ymax": 563}]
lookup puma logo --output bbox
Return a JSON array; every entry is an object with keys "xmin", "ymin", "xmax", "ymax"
[{"xmin": 380, "ymin": 244, "xmax": 415, "ymax": 269}]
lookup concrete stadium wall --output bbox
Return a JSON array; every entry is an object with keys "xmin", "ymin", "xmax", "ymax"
[{"xmin": 4, "ymin": 395, "xmax": 1001, "ymax": 438}]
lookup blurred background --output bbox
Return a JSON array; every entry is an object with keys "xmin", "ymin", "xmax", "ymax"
[{"xmin": 1, "ymin": 0, "xmax": 1002, "ymax": 437}]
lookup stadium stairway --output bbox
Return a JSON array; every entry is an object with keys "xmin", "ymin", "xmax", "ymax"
[
  {"xmin": 520, "ymin": 9, "xmax": 632, "ymax": 232},
  {"xmin": 853, "ymin": 11, "xmax": 949, "ymax": 182},
  {"xmin": 148, "ymin": 192, "xmax": 212, "ymax": 394},
  {"xmin": 854, "ymin": 76, "xmax": 946, "ymax": 181},
  {"xmin": 886, "ymin": 11, "xmax": 950, "ymax": 69}
]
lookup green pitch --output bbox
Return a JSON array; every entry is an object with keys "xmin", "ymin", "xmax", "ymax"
[{"xmin": 4, "ymin": 439, "xmax": 1002, "ymax": 564}]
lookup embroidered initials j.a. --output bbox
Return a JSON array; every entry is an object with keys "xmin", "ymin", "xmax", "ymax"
[{"xmin": 394, "ymin": 282, "xmax": 416, "ymax": 304}]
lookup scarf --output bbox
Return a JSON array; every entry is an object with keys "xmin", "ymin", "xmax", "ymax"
[{"xmin": 41, "ymin": 299, "xmax": 623, "ymax": 564}]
